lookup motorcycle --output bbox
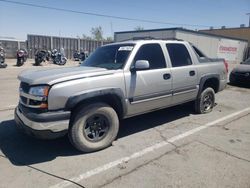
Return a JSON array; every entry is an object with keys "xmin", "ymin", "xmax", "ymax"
[
  {"xmin": 0, "ymin": 47, "xmax": 7, "ymax": 68},
  {"xmin": 73, "ymin": 50, "xmax": 80, "ymax": 61},
  {"xmin": 16, "ymin": 49, "xmax": 28, "ymax": 66},
  {"xmin": 51, "ymin": 48, "xmax": 67, "ymax": 65},
  {"xmin": 79, "ymin": 51, "xmax": 86, "ymax": 61},
  {"xmin": 34, "ymin": 50, "xmax": 48, "ymax": 66}
]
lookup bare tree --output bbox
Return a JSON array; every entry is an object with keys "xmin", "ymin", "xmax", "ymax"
[
  {"xmin": 106, "ymin": 37, "xmax": 113, "ymax": 42},
  {"xmin": 82, "ymin": 34, "xmax": 92, "ymax": 40},
  {"xmin": 134, "ymin": 26, "xmax": 144, "ymax": 31}
]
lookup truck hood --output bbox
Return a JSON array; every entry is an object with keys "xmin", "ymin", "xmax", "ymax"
[
  {"xmin": 18, "ymin": 66, "xmax": 116, "ymax": 85},
  {"xmin": 233, "ymin": 64, "xmax": 250, "ymax": 73}
]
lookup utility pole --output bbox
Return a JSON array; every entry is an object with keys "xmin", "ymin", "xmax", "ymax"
[{"xmin": 247, "ymin": 13, "xmax": 250, "ymax": 27}]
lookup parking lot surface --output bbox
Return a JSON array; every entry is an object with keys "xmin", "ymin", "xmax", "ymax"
[{"xmin": 0, "ymin": 59, "xmax": 250, "ymax": 188}]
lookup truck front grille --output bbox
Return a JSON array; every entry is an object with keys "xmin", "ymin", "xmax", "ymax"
[
  {"xmin": 20, "ymin": 96, "xmax": 27, "ymax": 104},
  {"xmin": 19, "ymin": 103, "xmax": 48, "ymax": 114}
]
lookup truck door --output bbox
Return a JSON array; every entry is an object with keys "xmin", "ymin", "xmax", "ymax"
[
  {"xmin": 124, "ymin": 43, "xmax": 172, "ymax": 116},
  {"xmin": 166, "ymin": 43, "xmax": 199, "ymax": 104}
]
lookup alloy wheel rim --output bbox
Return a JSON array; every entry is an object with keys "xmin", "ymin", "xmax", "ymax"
[
  {"xmin": 83, "ymin": 114, "xmax": 109, "ymax": 142},
  {"xmin": 203, "ymin": 93, "xmax": 213, "ymax": 111}
]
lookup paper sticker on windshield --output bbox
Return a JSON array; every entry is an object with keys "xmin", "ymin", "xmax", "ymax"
[{"xmin": 118, "ymin": 46, "xmax": 134, "ymax": 51}]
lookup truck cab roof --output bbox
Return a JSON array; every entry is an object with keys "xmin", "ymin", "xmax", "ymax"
[{"xmin": 105, "ymin": 38, "xmax": 189, "ymax": 46}]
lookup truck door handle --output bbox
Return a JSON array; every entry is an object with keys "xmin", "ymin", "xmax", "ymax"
[
  {"xmin": 189, "ymin": 70, "xmax": 195, "ymax": 76},
  {"xmin": 163, "ymin": 73, "xmax": 171, "ymax": 80}
]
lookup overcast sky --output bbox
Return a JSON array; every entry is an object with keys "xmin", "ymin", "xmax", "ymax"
[{"xmin": 0, "ymin": 0, "xmax": 249, "ymax": 40}]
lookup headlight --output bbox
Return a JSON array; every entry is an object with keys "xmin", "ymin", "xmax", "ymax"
[{"xmin": 29, "ymin": 86, "xmax": 49, "ymax": 96}]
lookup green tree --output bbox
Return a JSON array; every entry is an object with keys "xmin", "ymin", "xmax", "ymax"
[{"xmin": 91, "ymin": 26, "xmax": 103, "ymax": 41}]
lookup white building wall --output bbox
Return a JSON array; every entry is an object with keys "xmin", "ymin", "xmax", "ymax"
[
  {"xmin": 236, "ymin": 41, "xmax": 248, "ymax": 62},
  {"xmin": 175, "ymin": 31, "xmax": 218, "ymax": 58}
]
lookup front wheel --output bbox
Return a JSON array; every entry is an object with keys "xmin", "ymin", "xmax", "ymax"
[
  {"xmin": 69, "ymin": 103, "xmax": 119, "ymax": 152},
  {"xmin": 0, "ymin": 63, "xmax": 7, "ymax": 68},
  {"xmin": 229, "ymin": 73, "xmax": 236, "ymax": 85},
  {"xmin": 195, "ymin": 87, "xmax": 215, "ymax": 114},
  {"xmin": 59, "ymin": 57, "xmax": 67, "ymax": 65}
]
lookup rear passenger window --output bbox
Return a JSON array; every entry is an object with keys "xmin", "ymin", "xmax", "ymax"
[
  {"xmin": 166, "ymin": 43, "xmax": 192, "ymax": 67},
  {"xmin": 134, "ymin": 43, "xmax": 166, "ymax": 69},
  {"xmin": 192, "ymin": 45, "xmax": 206, "ymax": 58}
]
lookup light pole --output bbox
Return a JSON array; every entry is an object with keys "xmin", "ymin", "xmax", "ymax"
[{"xmin": 247, "ymin": 13, "xmax": 250, "ymax": 27}]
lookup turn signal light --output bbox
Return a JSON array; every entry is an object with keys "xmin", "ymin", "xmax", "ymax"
[{"xmin": 40, "ymin": 103, "xmax": 48, "ymax": 109}]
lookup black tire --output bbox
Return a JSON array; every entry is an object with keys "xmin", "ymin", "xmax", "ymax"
[
  {"xmin": 69, "ymin": 103, "xmax": 119, "ymax": 152},
  {"xmin": 0, "ymin": 63, "xmax": 7, "ymax": 68},
  {"xmin": 195, "ymin": 87, "xmax": 215, "ymax": 114},
  {"xmin": 229, "ymin": 73, "xmax": 236, "ymax": 85},
  {"xmin": 34, "ymin": 59, "xmax": 40, "ymax": 66},
  {"xmin": 17, "ymin": 58, "xmax": 24, "ymax": 66},
  {"xmin": 59, "ymin": 58, "xmax": 66, "ymax": 65}
]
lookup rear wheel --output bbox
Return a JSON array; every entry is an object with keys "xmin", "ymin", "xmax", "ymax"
[
  {"xmin": 34, "ymin": 58, "xmax": 41, "ymax": 66},
  {"xmin": 69, "ymin": 103, "xmax": 119, "ymax": 152},
  {"xmin": 17, "ymin": 58, "xmax": 24, "ymax": 66},
  {"xmin": 195, "ymin": 87, "xmax": 215, "ymax": 114},
  {"xmin": 59, "ymin": 58, "xmax": 66, "ymax": 65}
]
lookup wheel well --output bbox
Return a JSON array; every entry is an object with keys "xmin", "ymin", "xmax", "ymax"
[
  {"xmin": 70, "ymin": 94, "xmax": 124, "ymax": 122},
  {"xmin": 202, "ymin": 78, "xmax": 219, "ymax": 93}
]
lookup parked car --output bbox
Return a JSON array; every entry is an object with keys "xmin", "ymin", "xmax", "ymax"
[
  {"xmin": 230, "ymin": 58, "xmax": 250, "ymax": 85},
  {"xmin": 15, "ymin": 39, "xmax": 228, "ymax": 152}
]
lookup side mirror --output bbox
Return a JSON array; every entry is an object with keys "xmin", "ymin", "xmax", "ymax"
[{"xmin": 131, "ymin": 60, "xmax": 150, "ymax": 72}]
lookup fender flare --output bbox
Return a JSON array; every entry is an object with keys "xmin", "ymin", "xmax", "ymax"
[
  {"xmin": 198, "ymin": 74, "xmax": 220, "ymax": 96},
  {"xmin": 65, "ymin": 88, "xmax": 127, "ymax": 117}
]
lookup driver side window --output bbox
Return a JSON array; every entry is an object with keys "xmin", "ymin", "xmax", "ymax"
[{"xmin": 133, "ymin": 43, "xmax": 166, "ymax": 70}]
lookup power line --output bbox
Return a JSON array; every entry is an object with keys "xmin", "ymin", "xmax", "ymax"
[{"xmin": 0, "ymin": 0, "xmax": 211, "ymax": 28}]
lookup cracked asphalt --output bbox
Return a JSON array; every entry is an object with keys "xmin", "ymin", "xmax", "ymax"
[{"xmin": 0, "ymin": 60, "xmax": 250, "ymax": 188}]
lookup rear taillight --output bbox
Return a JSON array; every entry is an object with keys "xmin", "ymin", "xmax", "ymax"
[{"xmin": 223, "ymin": 60, "xmax": 228, "ymax": 73}]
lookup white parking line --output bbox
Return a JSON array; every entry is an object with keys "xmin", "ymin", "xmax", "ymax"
[{"xmin": 50, "ymin": 107, "xmax": 250, "ymax": 188}]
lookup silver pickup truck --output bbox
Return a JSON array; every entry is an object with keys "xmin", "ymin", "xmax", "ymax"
[{"xmin": 15, "ymin": 39, "xmax": 228, "ymax": 152}]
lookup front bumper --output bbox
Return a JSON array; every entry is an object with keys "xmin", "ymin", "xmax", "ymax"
[{"xmin": 14, "ymin": 107, "xmax": 70, "ymax": 139}]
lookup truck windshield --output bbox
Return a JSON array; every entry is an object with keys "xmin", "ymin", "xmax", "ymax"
[{"xmin": 81, "ymin": 44, "xmax": 134, "ymax": 70}]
